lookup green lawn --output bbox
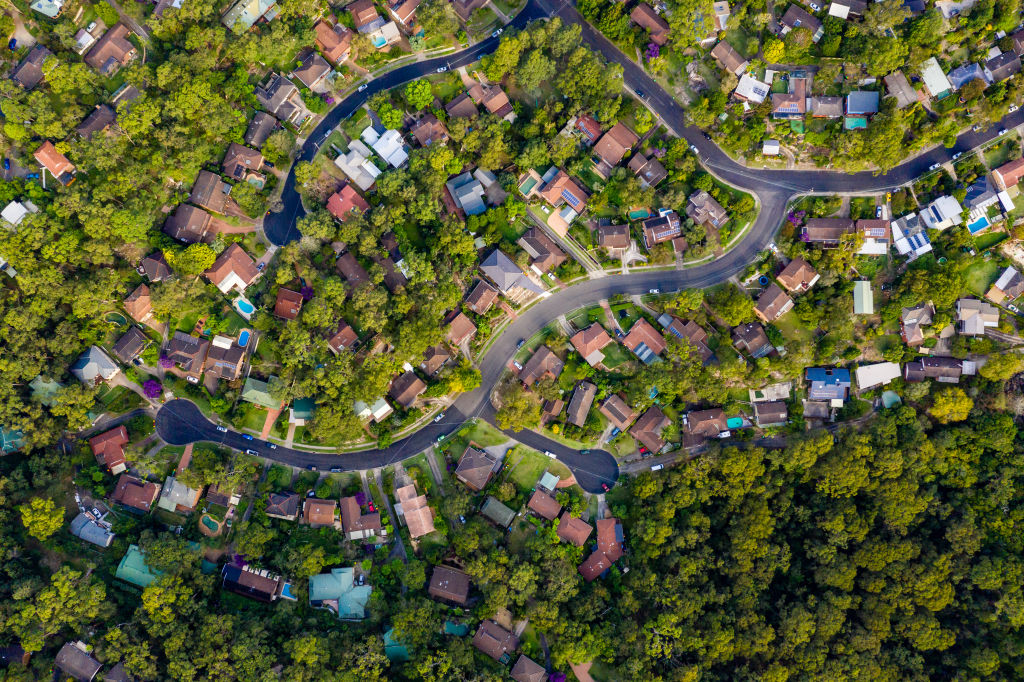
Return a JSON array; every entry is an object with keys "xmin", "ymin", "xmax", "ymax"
[
  {"xmin": 503, "ymin": 446, "xmax": 572, "ymax": 494},
  {"xmin": 773, "ymin": 308, "xmax": 814, "ymax": 345},
  {"xmin": 609, "ymin": 303, "xmax": 640, "ymax": 330},
  {"xmin": 983, "ymin": 141, "xmax": 1015, "ymax": 169},
  {"xmin": 566, "ymin": 305, "xmax": 606, "ymax": 329},
  {"xmin": 402, "ymin": 453, "xmax": 437, "ymax": 497},
  {"xmin": 975, "ymin": 230, "xmax": 1008, "ymax": 252},
  {"xmin": 600, "ymin": 342, "xmax": 632, "ymax": 370},
  {"xmin": 457, "ymin": 420, "xmax": 508, "ymax": 447},
  {"xmin": 342, "ymin": 109, "xmax": 369, "ymax": 140},
  {"xmin": 293, "ymin": 471, "xmax": 320, "ymax": 496},
  {"xmin": 240, "ymin": 407, "xmax": 269, "ymax": 433},
  {"xmin": 964, "ymin": 258, "xmax": 1002, "ymax": 296}
]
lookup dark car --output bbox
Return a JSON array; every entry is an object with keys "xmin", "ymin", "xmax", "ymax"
[
  {"xmin": 580, "ymin": 449, "xmax": 590, "ymax": 455},
  {"xmin": 634, "ymin": 88, "xmax": 645, "ymax": 98},
  {"xmin": 8, "ymin": 39, "xmax": 16, "ymax": 50},
  {"xmin": 516, "ymin": 339, "xmax": 525, "ymax": 349}
]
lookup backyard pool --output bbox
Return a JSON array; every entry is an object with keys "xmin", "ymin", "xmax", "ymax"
[
  {"xmin": 726, "ymin": 417, "xmax": 744, "ymax": 429},
  {"xmin": 234, "ymin": 296, "xmax": 255, "ymax": 320},
  {"xmin": 372, "ymin": 35, "xmax": 387, "ymax": 48},
  {"xmin": 104, "ymin": 311, "xmax": 128, "ymax": 326},
  {"xmin": 628, "ymin": 208, "xmax": 651, "ymax": 220},
  {"xmin": 200, "ymin": 515, "xmax": 219, "ymax": 532},
  {"xmin": 967, "ymin": 215, "xmax": 991, "ymax": 234},
  {"xmin": 238, "ymin": 329, "xmax": 251, "ymax": 347}
]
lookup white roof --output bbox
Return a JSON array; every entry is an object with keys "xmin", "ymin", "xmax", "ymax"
[
  {"xmin": 920, "ymin": 57, "xmax": 952, "ymax": 96},
  {"xmin": 1, "ymin": 201, "xmax": 28, "ymax": 226},
  {"xmin": 371, "ymin": 129, "xmax": 408, "ymax": 168},
  {"xmin": 828, "ymin": 3, "xmax": 850, "ymax": 18},
  {"xmin": 855, "ymin": 362, "xmax": 901, "ymax": 390},
  {"xmin": 998, "ymin": 190, "xmax": 1015, "ymax": 212},
  {"xmin": 995, "ymin": 266, "xmax": 1019, "ymax": 291},
  {"xmin": 763, "ymin": 140, "xmax": 780, "ymax": 155},
  {"xmin": 854, "ymin": 280, "xmax": 874, "ymax": 314},
  {"xmin": 735, "ymin": 73, "xmax": 769, "ymax": 103},
  {"xmin": 858, "ymin": 239, "xmax": 889, "ymax": 255},
  {"xmin": 334, "ymin": 141, "xmax": 380, "ymax": 191}
]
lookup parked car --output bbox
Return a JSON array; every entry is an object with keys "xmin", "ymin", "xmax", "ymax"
[
  {"xmin": 491, "ymin": 28, "xmax": 503, "ymax": 37},
  {"xmin": 242, "ymin": 433, "xmax": 254, "ymax": 440},
  {"xmin": 999, "ymin": 129, "xmax": 1009, "ymax": 136},
  {"xmin": 436, "ymin": 65, "xmax": 448, "ymax": 73},
  {"xmin": 1010, "ymin": 105, "xmax": 1019, "ymax": 113},
  {"xmin": 1009, "ymin": 304, "xmax": 1020, "ymax": 313},
  {"xmin": 972, "ymin": 124, "xmax": 983, "ymax": 132},
  {"xmin": 689, "ymin": 144, "xmax": 699, "ymax": 154},
  {"xmin": 245, "ymin": 449, "xmax": 258, "ymax": 456},
  {"xmin": 633, "ymin": 88, "xmax": 645, "ymax": 98},
  {"xmin": 928, "ymin": 163, "xmax": 940, "ymax": 171},
  {"xmin": 7, "ymin": 39, "xmax": 15, "ymax": 50},
  {"xmin": 358, "ymin": 83, "xmax": 368, "ymax": 92},
  {"xmin": 875, "ymin": 205, "xmax": 883, "ymax": 218},
  {"xmin": 544, "ymin": 451, "xmax": 556, "ymax": 459},
  {"xmin": 330, "ymin": 467, "xmax": 342, "ymax": 472},
  {"xmin": 308, "ymin": 465, "xmax": 317, "ymax": 471},
  {"xmin": 2, "ymin": 158, "xmax": 9, "ymax": 171},
  {"xmin": 216, "ymin": 426, "xmax": 228, "ymax": 433},
  {"xmin": 512, "ymin": 360, "xmax": 523, "ymax": 370},
  {"xmin": 952, "ymin": 152, "xmax": 963, "ymax": 160},
  {"xmin": 25, "ymin": 173, "xmax": 38, "ymax": 179},
  {"xmin": 609, "ymin": 427, "xmax": 621, "ymax": 437},
  {"xmin": 580, "ymin": 449, "xmax": 590, "ymax": 455},
  {"xmin": 651, "ymin": 464, "xmax": 664, "ymax": 471},
  {"xmin": 267, "ymin": 443, "xmax": 277, "ymax": 450},
  {"xmin": 639, "ymin": 445, "xmax": 649, "ymax": 454},
  {"xmin": 809, "ymin": 2, "xmax": 820, "ymax": 9},
  {"xmin": 437, "ymin": 433, "xmax": 447, "ymax": 442},
  {"xmin": 649, "ymin": 288, "xmax": 660, "ymax": 294},
  {"xmin": 601, "ymin": 483, "xmax": 610, "ymax": 492},
  {"xmin": 433, "ymin": 412, "xmax": 445, "ymax": 423},
  {"xmin": 516, "ymin": 338, "xmax": 525, "ymax": 349}
]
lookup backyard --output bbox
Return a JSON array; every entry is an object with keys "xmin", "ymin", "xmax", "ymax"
[
  {"xmin": 502, "ymin": 446, "xmax": 572, "ymax": 495},
  {"xmin": 964, "ymin": 258, "xmax": 1002, "ymax": 295}
]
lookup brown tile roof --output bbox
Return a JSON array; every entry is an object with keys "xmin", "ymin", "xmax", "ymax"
[
  {"xmin": 527, "ymin": 490, "xmax": 562, "ymax": 520},
  {"xmin": 473, "ymin": 620, "xmax": 520, "ymax": 661},
  {"xmin": 429, "ymin": 565, "xmax": 470, "ymax": 604},
  {"xmin": 90, "ymin": 425, "xmax": 129, "ymax": 472},
  {"xmin": 578, "ymin": 549, "xmax": 614, "ymax": 582},
  {"xmin": 993, "ymin": 157, "xmax": 1024, "ymax": 190},
  {"xmin": 597, "ymin": 223, "xmax": 631, "ymax": 249},
  {"xmin": 222, "ymin": 565, "xmax": 282, "ymax": 602},
  {"xmin": 566, "ymin": 381, "xmax": 597, "ymax": 427},
  {"xmin": 596, "ymin": 517, "xmax": 624, "ymax": 561},
  {"xmin": 204, "ymin": 244, "xmax": 259, "ymax": 291},
  {"xmin": 511, "ymin": 654, "xmax": 546, "ymax": 682},
  {"xmin": 409, "ymin": 113, "xmax": 449, "ymax": 147},
  {"xmin": 445, "ymin": 92, "xmax": 479, "ymax": 119},
  {"xmin": 274, "ymin": 288, "xmax": 304, "ymax": 320},
  {"xmin": 686, "ymin": 408, "xmax": 727, "ymax": 438},
  {"xmin": 292, "ymin": 51, "xmax": 331, "ymax": 89},
  {"xmin": 686, "ymin": 191, "xmax": 728, "ymax": 228},
  {"xmin": 335, "ymin": 251, "xmax": 369, "ymax": 286},
  {"xmin": 420, "ymin": 343, "xmax": 451, "ymax": 375},
  {"xmin": 111, "ymin": 474, "xmax": 160, "ymax": 512},
  {"xmin": 576, "ymin": 115, "xmax": 602, "ymax": 141},
  {"xmin": 75, "ymin": 104, "xmax": 115, "ymax": 139},
  {"xmin": 600, "ymin": 394, "xmax": 637, "ymax": 431},
  {"xmin": 631, "ymin": 3, "xmax": 670, "ymax": 43},
  {"xmin": 85, "ymin": 24, "xmax": 136, "ymax": 76},
  {"xmin": 660, "ymin": 315, "xmax": 713, "ymax": 362},
  {"xmin": 542, "ymin": 399, "xmax": 564, "ymax": 419},
  {"xmin": 593, "ymin": 122, "xmax": 639, "ymax": 167},
  {"xmin": 12, "ymin": 44, "xmax": 53, "ymax": 90},
  {"xmin": 622, "ymin": 318, "xmax": 667, "ymax": 357},
  {"xmin": 265, "ymin": 491, "xmax": 300, "ymax": 519},
  {"xmin": 776, "ymin": 257, "xmax": 818, "ymax": 292},
  {"xmin": 733, "ymin": 322, "xmax": 773, "ymax": 357},
  {"xmin": 479, "ymin": 85, "xmax": 514, "ymax": 119},
  {"xmin": 802, "ymin": 217, "xmax": 854, "ymax": 245},
  {"xmin": 340, "ymin": 495, "xmax": 382, "ymax": 534},
  {"xmin": 538, "ymin": 170, "xmax": 589, "ymax": 210},
  {"xmin": 446, "ymin": 312, "xmax": 477, "ymax": 345},
  {"xmin": 163, "ymin": 204, "xmax": 212, "ymax": 243},
  {"xmin": 519, "ymin": 345, "xmax": 564, "ymax": 385},
  {"xmin": 556, "ymin": 511, "xmax": 594, "ymax": 546},
  {"xmin": 465, "ymin": 279, "xmax": 499, "ymax": 314},
  {"xmin": 303, "ymin": 498, "xmax": 337, "ymax": 525},
  {"xmin": 316, "ymin": 19, "xmax": 353, "ymax": 63},
  {"xmin": 124, "ymin": 284, "xmax": 152, "ymax": 323},
  {"xmin": 754, "ymin": 400, "xmax": 788, "ymax": 426},
  {"xmin": 641, "ymin": 212, "xmax": 682, "ymax": 247},
  {"xmin": 165, "ymin": 331, "xmax": 210, "ymax": 372},
  {"xmin": 221, "ymin": 143, "xmax": 264, "ymax": 180},
  {"xmin": 570, "ymin": 324, "xmax": 613, "ymax": 366},
  {"xmin": 630, "ymin": 406, "xmax": 670, "ymax": 452},
  {"xmin": 711, "ymin": 40, "xmax": 747, "ymax": 74},
  {"xmin": 856, "ymin": 219, "xmax": 890, "ymax": 242},
  {"xmin": 755, "ymin": 283, "xmax": 793, "ymax": 322},
  {"xmin": 395, "ymin": 484, "xmax": 435, "ymax": 538},
  {"xmin": 327, "ymin": 320, "xmax": 358, "ymax": 352},
  {"xmin": 140, "ymin": 252, "xmax": 172, "ymax": 281},
  {"xmin": 390, "ymin": 0, "xmax": 421, "ymax": 23},
  {"xmin": 112, "ymin": 326, "xmax": 149, "ymax": 364},
  {"xmin": 771, "ymin": 77, "xmax": 807, "ymax": 116},
  {"xmin": 627, "ymin": 154, "xmax": 669, "ymax": 187},
  {"xmin": 455, "ymin": 446, "xmax": 497, "ymax": 490},
  {"xmin": 389, "ymin": 371, "xmax": 426, "ymax": 408},
  {"xmin": 348, "ymin": 0, "xmax": 380, "ymax": 28},
  {"xmin": 189, "ymin": 170, "xmax": 230, "ymax": 213},
  {"xmin": 519, "ymin": 227, "xmax": 566, "ymax": 272},
  {"xmin": 34, "ymin": 141, "xmax": 76, "ymax": 183}
]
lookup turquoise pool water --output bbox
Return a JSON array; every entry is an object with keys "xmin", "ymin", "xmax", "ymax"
[
  {"xmin": 628, "ymin": 209, "xmax": 651, "ymax": 220},
  {"xmin": 726, "ymin": 417, "xmax": 744, "ymax": 429},
  {"xmin": 238, "ymin": 329, "xmax": 251, "ymax": 347},
  {"xmin": 234, "ymin": 297, "xmax": 255, "ymax": 319},
  {"xmin": 967, "ymin": 215, "xmax": 990, "ymax": 234},
  {"xmin": 201, "ymin": 515, "xmax": 218, "ymax": 531},
  {"xmin": 372, "ymin": 35, "xmax": 387, "ymax": 48}
]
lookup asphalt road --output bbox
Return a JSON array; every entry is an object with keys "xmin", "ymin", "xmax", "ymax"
[{"xmin": 180, "ymin": 0, "xmax": 1024, "ymax": 491}]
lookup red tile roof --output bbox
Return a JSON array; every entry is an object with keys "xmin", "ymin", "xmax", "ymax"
[{"xmin": 326, "ymin": 185, "xmax": 369, "ymax": 222}]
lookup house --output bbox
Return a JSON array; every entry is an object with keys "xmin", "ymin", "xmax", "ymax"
[
  {"xmin": 543, "ymin": 400, "xmax": 564, "ymax": 424},
  {"xmin": 519, "ymin": 345, "xmax": 565, "ymax": 384},
  {"xmin": 900, "ymin": 301, "xmax": 935, "ymax": 346},
  {"xmin": 326, "ymin": 185, "xmax": 370, "ymax": 223},
  {"xmin": 734, "ymin": 73, "xmax": 770, "ymax": 103},
  {"xmin": 389, "ymin": 371, "xmax": 426, "ymax": 408},
  {"xmin": 204, "ymin": 335, "xmax": 245, "ymax": 381},
  {"xmin": 274, "ymin": 288, "xmax": 304, "ymax": 320},
  {"xmin": 992, "ymin": 157, "xmax": 1024, "ymax": 191},
  {"xmin": 429, "ymin": 565, "xmax": 471, "ymax": 605},
  {"xmin": 112, "ymin": 327, "xmax": 149, "ymax": 364},
  {"xmin": 389, "ymin": 0, "xmax": 420, "ymax": 26},
  {"xmin": 630, "ymin": 3, "xmax": 670, "ymax": 45},
  {"xmin": 292, "ymin": 51, "xmax": 332, "ymax": 90},
  {"xmin": 327, "ymin": 320, "xmax": 358, "ymax": 353},
  {"xmin": 315, "ymin": 19, "xmax": 353, "ymax": 63},
  {"xmin": 755, "ymin": 283, "xmax": 793, "ymax": 322},
  {"xmin": 309, "ymin": 567, "xmax": 372, "ymax": 619},
  {"xmin": 71, "ymin": 346, "xmax": 120, "ymax": 385},
  {"xmin": 777, "ymin": 257, "xmax": 819, "ymax": 292},
  {"xmin": 465, "ymin": 279, "xmax": 499, "ymax": 314},
  {"xmin": 597, "ymin": 223, "xmax": 632, "ymax": 250},
  {"xmin": 622, "ymin": 318, "xmax": 666, "ymax": 364},
  {"xmin": 363, "ymin": 127, "xmax": 408, "ymax": 167},
  {"xmin": 157, "ymin": 476, "xmax": 202, "ymax": 513},
  {"xmin": 687, "ymin": 191, "xmax": 728, "ymax": 228},
  {"xmin": 809, "ymin": 96, "xmax": 843, "ymax": 118},
  {"xmin": 856, "ymin": 219, "xmax": 890, "ymax": 255},
  {"xmin": 265, "ymin": 491, "xmax": 300, "ymax": 520},
  {"xmin": 779, "ymin": 5, "xmax": 823, "ymax": 42},
  {"xmin": 554, "ymin": 511, "xmax": 594, "ymax": 548},
  {"xmin": 846, "ymin": 91, "xmax": 879, "ymax": 116},
  {"xmin": 711, "ymin": 40, "xmax": 747, "ymax": 75},
  {"xmin": 189, "ymin": 171, "xmax": 231, "ymax": 214},
  {"xmin": 511, "ymin": 654, "xmax": 547, "ymax": 682},
  {"xmin": 641, "ymin": 212, "xmax": 682, "ymax": 248},
  {"xmin": 658, "ymin": 314, "xmax": 713, "ymax": 363},
  {"xmin": 115, "ymin": 544, "xmax": 162, "ymax": 588},
  {"xmin": 123, "ymin": 284, "xmax": 153, "ymax": 324},
  {"xmin": 574, "ymin": 115, "xmax": 602, "ymax": 144},
  {"xmin": 1, "ymin": 200, "xmax": 38, "ymax": 227},
  {"xmin": 353, "ymin": 397, "xmax": 393, "ymax": 422},
  {"xmin": 409, "ymin": 114, "xmax": 449, "ymax": 147},
  {"xmin": 222, "ymin": 143, "xmax": 264, "ymax": 182},
  {"xmin": 828, "ymin": 0, "xmax": 866, "ymax": 18},
  {"xmin": 395, "ymin": 484, "xmax": 434, "ymax": 538},
  {"xmin": 12, "ymin": 45, "xmax": 54, "ymax": 90},
  {"xmin": 593, "ymin": 122, "xmax": 639, "ymax": 175},
  {"xmin": 481, "ymin": 495, "xmax": 516, "ymax": 528},
  {"xmin": 801, "ymin": 217, "xmax": 855, "ymax": 246},
  {"xmin": 519, "ymin": 228, "xmax": 567, "ymax": 274},
  {"xmin": 947, "ymin": 62, "xmax": 989, "ymax": 91},
  {"xmin": 733, "ymin": 322, "xmax": 774, "ymax": 358},
  {"xmin": 334, "ymin": 140, "xmax": 382, "ymax": 191},
  {"xmin": 445, "ymin": 92, "xmax": 479, "ymax": 119},
  {"xmin": 628, "ymin": 153, "xmax": 669, "ymax": 188},
  {"xmin": 221, "ymin": 565, "xmax": 283, "ymax": 602},
  {"xmin": 579, "ymin": 517, "xmax": 625, "ymax": 582},
  {"xmin": 90, "ymin": 426, "xmax": 129, "ymax": 474},
  {"xmin": 451, "ymin": 0, "xmax": 487, "ymax": 19},
  {"xmin": 891, "ymin": 212, "xmax": 932, "ymax": 260},
  {"xmin": 566, "ymin": 382, "xmax": 597, "ymax": 427},
  {"xmin": 111, "ymin": 474, "xmax": 160, "ymax": 513},
  {"xmin": 221, "ymin": 0, "xmax": 280, "ymax": 33},
  {"xmin": 920, "ymin": 195, "xmax": 963, "ymax": 230},
  {"xmin": 349, "ymin": 0, "xmax": 384, "ymax": 30},
  {"xmin": 446, "ymin": 312, "xmax": 477, "ymax": 345},
  {"xmin": 340, "ymin": 495, "xmax": 383, "ymax": 539},
  {"xmin": 853, "ymin": 280, "xmax": 874, "ymax": 315},
  {"xmin": 754, "ymin": 401, "xmax": 788, "ymax": 427},
  {"xmin": 303, "ymin": 498, "xmax": 337, "ymax": 526},
  {"xmin": 884, "ymin": 71, "xmax": 918, "ymax": 108},
  {"xmin": 600, "ymin": 394, "xmax": 637, "ymax": 432},
  {"xmin": 855, "ymin": 362, "xmax": 901, "ymax": 390},
  {"xmin": 536, "ymin": 169, "xmax": 589, "ymax": 228},
  {"xmin": 85, "ymin": 25, "xmax": 137, "ymax": 76},
  {"xmin": 987, "ymin": 267, "xmax": 1024, "ymax": 304},
  {"xmin": 805, "ymin": 368, "xmax": 851, "ymax": 403},
  {"xmin": 205, "ymin": 244, "xmax": 259, "ymax": 294},
  {"xmin": 242, "ymin": 114, "xmax": 276, "ymax": 154},
  {"xmin": 163, "ymin": 205, "xmax": 213, "ymax": 243},
  {"xmin": 75, "ymin": 104, "xmax": 116, "ymax": 140},
  {"xmin": 70, "ymin": 512, "xmax": 115, "ymax": 547},
  {"xmin": 1014, "ymin": 28, "xmax": 1024, "ymax": 55},
  {"xmin": 455, "ymin": 447, "xmax": 499, "ymax": 491},
  {"xmin": 481, "ymin": 249, "xmax": 544, "ymax": 297},
  {"xmin": 55, "ymin": 642, "xmax": 103, "ymax": 682},
  {"xmin": 165, "ymin": 331, "xmax": 209, "ymax": 373},
  {"xmin": 30, "ymin": 0, "xmax": 64, "ymax": 18},
  {"xmin": 957, "ymin": 298, "xmax": 999, "ymax": 335},
  {"xmin": 570, "ymin": 324, "xmax": 614, "ymax": 367},
  {"xmin": 34, "ymin": 141, "xmax": 76, "ymax": 185},
  {"xmin": 445, "ymin": 172, "xmax": 487, "ymax": 215},
  {"xmin": 255, "ymin": 73, "xmax": 309, "ymax": 125},
  {"xmin": 420, "ymin": 344, "xmax": 451, "ymax": 376},
  {"xmin": 985, "ymin": 51, "xmax": 1021, "ymax": 83},
  {"xmin": 772, "ymin": 77, "xmax": 807, "ymax": 119},
  {"xmin": 904, "ymin": 356, "xmax": 963, "ymax": 382},
  {"xmin": 920, "ymin": 57, "xmax": 953, "ymax": 99},
  {"xmin": 527, "ymin": 490, "xmax": 562, "ymax": 520},
  {"xmin": 763, "ymin": 139, "xmax": 781, "ymax": 156},
  {"xmin": 140, "ymin": 252, "xmax": 172, "ymax": 282},
  {"xmin": 630, "ymin": 405, "xmax": 670, "ymax": 452},
  {"xmin": 712, "ymin": 0, "xmax": 731, "ymax": 29},
  {"xmin": 473, "ymin": 620, "xmax": 519, "ymax": 663},
  {"xmin": 468, "ymin": 83, "xmax": 516, "ymax": 122}
]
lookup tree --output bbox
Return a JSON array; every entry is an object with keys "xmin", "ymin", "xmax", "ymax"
[
  {"xmin": 929, "ymin": 387, "xmax": 973, "ymax": 423},
  {"xmin": 516, "ymin": 49, "xmax": 556, "ymax": 91},
  {"xmin": 167, "ymin": 243, "xmax": 216, "ymax": 275},
  {"xmin": 763, "ymin": 37, "xmax": 785, "ymax": 63},
  {"xmin": 708, "ymin": 283, "xmax": 755, "ymax": 325},
  {"xmin": 979, "ymin": 352, "xmax": 1023, "ymax": 381},
  {"xmin": 296, "ymin": 208, "xmax": 336, "ymax": 241},
  {"xmin": 405, "ymin": 80, "xmax": 434, "ymax": 111},
  {"xmin": 417, "ymin": 0, "xmax": 460, "ymax": 35},
  {"xmin": 19, "ymin": 497, "xmax": 63, "ymax": 541},
  {"xmin": 495, "ymin": 382, "xmax": 541, "ymax": 431},
  {"xmin": 862, "ymin": 0, "xmax": 911, "ymax": 33}
]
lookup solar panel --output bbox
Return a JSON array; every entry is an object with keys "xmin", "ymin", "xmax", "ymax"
[{"xmin": 561, "ymin": 189, "xmax": 580, "ymax": 208}]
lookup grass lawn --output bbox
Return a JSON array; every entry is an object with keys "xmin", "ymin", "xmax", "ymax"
[
  {"xmin": 975, "ymin": 230, "xmax": 1008, "ymax": 252},
  {"xmin": 504, "ymin": 446, "xmax": 572, "ymax": 494},
  {"xmin": 566, "ymin": 305, "xmax": 606, "ymax": 329},
  {"xmin": 610, "ymin": 303, "xmax": 640, "ymax": 330},
  {"xmin": 499, "ymin": 217, "xmax": 528, "ymax": 243},
  {"xmin": 293, "ymin": 471, "xmax": 320, "ymax": 495},
  {"xmin": 457, "ymin": 420, "xmax": 508, "ymax": 447},
  {"xmin": 240, "ymin": 407, "xmax": 269, "ymax": 433},
  {"xmin": 175, "ymin": 311, "xmax": 202, "ymax": 334},
  {"xmin": 984, "ymin": 140, "xmax": 1015, "ymax": 169},
  {"xmin": 403, "ymin": 453, "xmax": 437, "ymax": 497},
  {"xmin": 964, "ymin": 258, "xmax": 1002, "ymax": 295},
  {"xmin": 206, "ymin": 503, "xmax": 229, "ymax": 521},
  {"xmin": 600, "ymin": 342, "xmax": 632, "ymax": 370},
  {"xmin": 342, "ymin": 108, "xmax": 369, "ymax": 140},
  {"xmin": 773, "ymin": 309, "xmax": 814, "ymax": 345}
]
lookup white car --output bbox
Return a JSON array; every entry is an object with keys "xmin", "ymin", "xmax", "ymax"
[
  {"xmin": 436, "ymin": 65, "xmax": 448, "ymax": 73},
  {"xmin": 545, "ymin": 451, "xmax": 557, "ymax": 459},
  {"xmin": 1009, "ymin": 304, "xmax": 1020, "ymax": 313},
  {"xmin": 952, "ymin": 152, "xmax": 963, "ymax": 160},
  {"xmin": 649, "ymin": 288, "xmax": 660, "ymax": 294},
  {"xmin": 651, "ymin": 464, "xmax": 664, "ymax": 471},
  {"xmin": 491, "ymin": 28, "xmax": 503, "ymax": 37},
  {"xmin": 929, "ymin": 163, "xmax": 940, "ymax": 171},
  {"xmin": 809, "ymin": 2, "xmax": 820, "ymax": 9},
  {"xmin": 1010, "ymin": 105, "xmax": 1019, "ymax": 113},
  {"xmin": 357, "ymin": 83, "xmax": 368, "ymax": 92},
  {"xmin": 689, "ymin": 144, "xmax": 699, "ymax": 154},
  {"xmin": 513, "ymin": 360, "xmax": 523, "ymax": 370},
  {"xmin": 433, "ymin": 412, "xmax": 445, "ymax": 423},
  {"xmin": 216, "ymin": 426, "xmax": 228, "ymax": 433},
  {"xmin": 999, "ymin": 129, "xmax": 1009, "ymax": 136}
]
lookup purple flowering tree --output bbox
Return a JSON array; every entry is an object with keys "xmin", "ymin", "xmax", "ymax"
[
  {"xmin": 645, "ymin": 42, "xmax": 660, "ymax": 60},
  {"xmin": 158, "ymin": 355, "xmax": 174, "ymax": 369},
  {"xmin": 300, "ymin": 285, "xmax": 314, "ymax": 301},
  {"xmin": 143, "ymin": 379, "xmax": 162, "ymax": 399}
]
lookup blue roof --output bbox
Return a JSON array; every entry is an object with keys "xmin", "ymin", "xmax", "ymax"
[
  {"xmin": 845, "ymin": 91, "xmax": 879, "ymax": 115},
  {"xmin": 805, "ymin": 368, "xmax": 851, "ymax": 385},
  {"xmin": 947, "ymin": 63, "xmax": 986, "ymax": 90}
]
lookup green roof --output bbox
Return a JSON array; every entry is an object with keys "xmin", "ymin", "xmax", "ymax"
[
  {"xmin": 853, "ymin": 281, "xmax": 874, "ymax": 315},
  {"xmin": 481, "ymin": 496, "xmax": 515, "ymax": 528},
  {"xmin": 242, "ymin": 377, "xmax": 280, "ymax": 409},
  {"xmin": 291, "ymin": 398, "xmax": 316, "ymax": 420},
  {"xmin": 115, "ymin": 545, "xmax": 162, "ymax": 588},
  {"xmin": 0, "ymin": 426, "xmax": 24, "ymax": 454},
  {"xmin": 29, "ymin": 376, "xmax": 63, "ymax": 406},
  {"xmin": 384, "ymin": 628, "xmax": 410, "ymax": 662},
  {"xmin": 309, "ymin": 567, "xmax": 372, "ymax": 620}
]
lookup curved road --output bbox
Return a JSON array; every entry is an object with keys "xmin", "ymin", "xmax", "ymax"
[{"xmin": 158, "ymin": 0, "xmax": 1024, "ymax": 492}]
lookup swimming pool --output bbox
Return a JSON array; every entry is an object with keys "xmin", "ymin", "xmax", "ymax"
[
  {"xmin": 628, "ymin": 209, "xmax": 651, "ymax": 220},
  {"xmin": 726, "ymin": 417, "xmax": 744, "ymax": 429},
  {"xmin": 234, "ymin": 297, "xmax": 255, "ymax": 320},
  {"xmin": 967, "ymin": 215, "xmax": 991, "ymax": 234},
  {"xmin": 372, "ymin": 35, "xmax": 387, "ymax": 48},
  {"xmin": 238, "ymin": 329, "xmax": 251, "ymax": 347},
  {"xmin": 200, "ymin": 515, "xmax": 219, "ymax": 531}
]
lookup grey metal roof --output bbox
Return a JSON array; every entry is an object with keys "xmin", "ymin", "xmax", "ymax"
[
  {"xmin": 69, "ymin": 513, "xmax": 114, "ymax": 547},
  {"xmin": 71, "ymin": 346, "xmax": 119, "ymax": 384}
]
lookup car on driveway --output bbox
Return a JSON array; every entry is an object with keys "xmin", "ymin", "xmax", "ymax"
[
  {"xmin": 875, "ymin": 205, "xmax": 883, "ymax": 218},
  {"xmin": 1010, "ymin": 105, "xmax": 1019, "ymax": 113},
  {"xmin": 1009, "ymin": 304, "xmax": 1020, "ymax": 313},
  {"xmin": 512, "ymin": 360, "xmax": 523, "ymax": 370},
  {"xmin": 8, "ymin": 39, "xmax": 15, "ymax": 50}
]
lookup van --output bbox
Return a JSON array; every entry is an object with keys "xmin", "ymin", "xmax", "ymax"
[{"xmin": 650, "ymin": 464, "xmax": 664, "ymax": 471}]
